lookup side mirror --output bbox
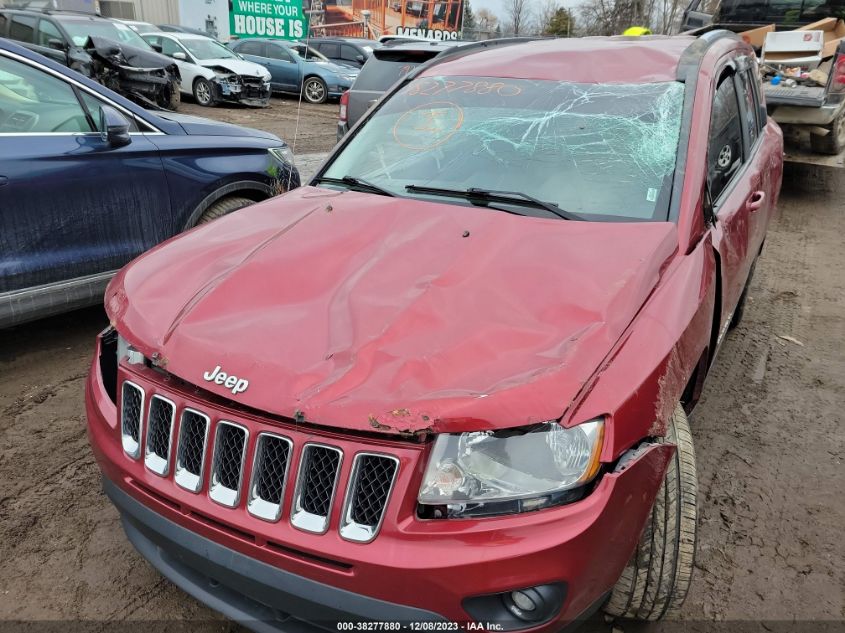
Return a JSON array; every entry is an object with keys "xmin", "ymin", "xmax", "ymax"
[
  {"xmin": 47, "ymin": 38, "xmax": 66, "ymax": 51},
  {"xmin": 356, "ymin": 54, "xmax": 365, "ymax": 63},
  {"xmin": 172, "ymin": 51, "xmax": 187, "ymax": 61},
  {"xmin": 99, "ymin": 105, "xmax": 131, "ymax": 148}
]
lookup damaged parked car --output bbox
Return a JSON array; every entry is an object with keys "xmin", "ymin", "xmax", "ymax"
[
  {"xmin": 0, "ymin": 8, "xmax": 180, "ymax": 108},
  {"xmin": 143, "ymin": 32, "xmax": 271, "ymax": 107},
  {"xmin": 87, "ymin": 34, "xmax": 782, "ymax": 631},
  {"xmin": 0, "ymin": 38, "xmax": 299, "ymax": 328}
]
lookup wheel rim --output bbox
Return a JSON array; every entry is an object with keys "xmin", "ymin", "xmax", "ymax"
[
  {"xmin": 196, "ymin": 81, "xmax": 211, "ymax": 105},
  {"xmin": 305, "ymin": 79, "xmax": 325, "ymax": 103}
]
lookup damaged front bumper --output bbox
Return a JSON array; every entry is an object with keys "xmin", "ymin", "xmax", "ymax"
[
  {"xmin": 85, "ymin": 37, "xmax": 180, "ymax": 109},
  {"xmin": 86, "ymin": 330, "xmax": 675, "ymax": 631},
  {"xmin": 212, "ymin": 74, "xmax": 271, "ymax": 107}
]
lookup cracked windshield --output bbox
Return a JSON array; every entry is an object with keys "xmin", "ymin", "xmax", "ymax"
[{"xmin": 323, "ymin": 76, "xmax": 685, "ymax": 220}]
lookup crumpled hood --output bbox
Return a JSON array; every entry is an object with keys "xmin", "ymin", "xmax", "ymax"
[
  {"xmin": 201, "ymin": 58, "xmax": 270, "ymax": 79},
  {"xmin": 107, "ymin": 187, "xmax": 678, "ymax": 436}
]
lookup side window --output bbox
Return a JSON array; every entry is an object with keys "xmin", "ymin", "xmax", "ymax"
[
  {"xmin": 267, "ymin": 44, "xmax": 293, "ymax": 62},
  {"xmin": 320, "ymin": 43, "xmax": 340, "ymax": 58},
  {"xmin": 708, "ymin": 72, "xmax": 744, "ymax": 201},
  {"xmin": 238, "ymin": 40, "xmax": 265, "ymax": 56},
  {"xmin": 37, "ymin": 19, "xmax": 63, "ymax": 47},
  {"xmin": 160, "ymin": 38, "xmax": 182, "ymax": 58},
  {"xmin": 10, "ymin": 15, "xmax": 37, "ymax": 43},
  {"xmin": 341, "ymin": 44, "xmax": 360, "ymax": 61},
  {"xmin": 0, "ymin": 53, "xmax": 94, "ymax": 133},
  {"xmin": 76, "ymin": 89, "xmax": 140, "ymax": 133},
  {"xmin": 738, "ymin": 70, "xmax": 760, "ymax": 148}
]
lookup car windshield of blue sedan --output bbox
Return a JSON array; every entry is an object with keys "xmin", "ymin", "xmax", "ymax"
[
  {"xmin": 182, "ymin": 38, "xmax": 239, "ymax": 60},
  {"xmin": 323, "ymin": 76, "xmax": 685, "ymax": 221}
]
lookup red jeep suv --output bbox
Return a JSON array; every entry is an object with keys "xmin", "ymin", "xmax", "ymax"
[{"xmin": 87, "ymin": 33, "xmax": 782, "ymax": 631}]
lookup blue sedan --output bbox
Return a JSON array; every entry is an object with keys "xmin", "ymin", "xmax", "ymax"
[
  {"xmin": 228, "ymin": 39, "xmax": 358, "ymax": 104},
  {"xmin": 0, "ymin": 38, "xmax": 299, "ymax": 328}
]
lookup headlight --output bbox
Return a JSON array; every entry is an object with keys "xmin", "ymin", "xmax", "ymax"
[
  {"xmin": 269, "ymin": 146, "xmax": 295, "ymax": 166},
  {"xmin": 418, "ymin": 419, "xmax": 604, "ymax": 518}
]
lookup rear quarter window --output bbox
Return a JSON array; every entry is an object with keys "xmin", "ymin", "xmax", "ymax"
[
  {"xmin": 354, "ymin": 57, "xmax": 422, "ymax": 91},
  {"xmin": 10, "ymin": 15, "xmax": 37, "ymax": 43}
]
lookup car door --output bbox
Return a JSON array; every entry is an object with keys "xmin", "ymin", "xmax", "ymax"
[
  {"xmin": 264, "ymin": 43, "xmax": 301, "ymax": 92},
  {"xmin": 150, "ymin": 35, "xmax": 198, "ymax": 94},
  {"xmin": 340, "ymin": 44, "xmax": 365, "ymax": 68},
  {"xmin": 32, "ymin": 18, "xmax": 69, "ymax": 66},
  {"xmin": 0, "ymin": 50, "xmax": 169, "ymax": 293},
  {"xmin": 706, "ymin": 60, "xmax": 763, "ymax": 338}
]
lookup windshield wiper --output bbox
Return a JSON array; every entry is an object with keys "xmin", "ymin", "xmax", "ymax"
[
  {"xmin": 404, "ymin": 185, "xmax": 582, "ymax": 221},
  {"xmin": 314, "ymin": 175, "xmax": 396, "ymax": 197}
]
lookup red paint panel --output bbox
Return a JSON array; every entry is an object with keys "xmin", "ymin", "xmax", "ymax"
[
  {"xmin": 107, "ymin": 187, "xmax": 678, "ymax": 435},
  {"xmin": 425, "ymin": 37, "xmax": 696, "ymax": 83}
]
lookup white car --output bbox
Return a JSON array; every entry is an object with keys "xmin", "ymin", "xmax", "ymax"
[
  {"xmin": 114, "ymin": 19, "xmax": 161, "ymax": 35},
  {"xmin": 142, "ymin": 32, "xmax": 271, "ymax": 107}
]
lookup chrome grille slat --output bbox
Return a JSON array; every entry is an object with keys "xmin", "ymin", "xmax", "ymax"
[
  {"xmin": 120, "ymin": 381, "xmax": 145, "ymax": 459},
  {"xmin": 247, "ymin": 433, "xmax": 293, "ymax": 522},
  {"xmin": 144, "ymin": 395, "xmax": 176, "ymax": 476},
  {"xmin": 209, "ymin": 421, "xmax": 248, "ymax": 508},
  {"xmin": 291, "ymin": 444, "xmax": 342, "ymax": 534},
  {"xmin": 340, "ymin": 453, "xmax": 399, "ymax": 543},
  {"xmin": 175, "ymin": 408, "xmax": 210, "ymax": 493}
]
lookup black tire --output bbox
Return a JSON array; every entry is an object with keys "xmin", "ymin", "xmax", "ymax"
[
  {"xmin": 730, "ymin": 259, "xmax": 757, "ymax": 329},
  {"xmin": 193, "ymin": 78, "xmax": 216, "ymax": 107},
  {"xmin": 196, "ymin": 196, "xmax": 254, "ymax": 225},
  {"xmin": 302, "ymin": 76, "xmax": 328, "ymax": 104},
  {"xmin": 604, "ymin": 403, "xmax": 698, "ymax": 621},
  {"xmin": 810, "ymin": 110, "xmax": 845, "ymax": 155}
]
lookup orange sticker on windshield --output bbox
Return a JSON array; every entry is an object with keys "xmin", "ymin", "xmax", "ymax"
[{"xmin": 393, "ymin": 101, "xmax": 464, "ymax": 150}]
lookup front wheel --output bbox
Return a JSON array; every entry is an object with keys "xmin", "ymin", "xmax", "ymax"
[
  {"xmin": 302, "ymin": 77, "xmax": 327, "ymax": 104},
  {"xmin": 196, "ymin": 196, "xmax": 254, "ymax": 225},
  {"xmin": 604, "ymin": 403, "xmax": 698, "ymax": 620},
  {"xmin": 193, "ymin": 78, "xmax": 215, "ymax": 107}
]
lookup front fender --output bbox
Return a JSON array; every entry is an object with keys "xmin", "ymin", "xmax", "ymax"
[{"xmin": 563, "ymin": 237, "xmax": 717, "ymax": 460}]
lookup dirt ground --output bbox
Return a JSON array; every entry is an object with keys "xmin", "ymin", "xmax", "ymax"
[
  {"xmin": 0, "ymin": 98, "xmax": 843, "ymax": 632},
  {"xmin": 178, "ymin": 95, "xmax": 341, "ymax": 156}
]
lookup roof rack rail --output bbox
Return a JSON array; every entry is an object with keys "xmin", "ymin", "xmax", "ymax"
[{"xmin": 676, "ymin": 29, "xmax": 739, "ymax": 81}]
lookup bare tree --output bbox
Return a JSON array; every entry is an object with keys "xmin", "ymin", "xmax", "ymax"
[
  {"xmin": 475, "ymin": 7, "xmax": 500, "ymax": 31},
  {"xmin": 504, "ymin": 0, "xmax": 531, "ymax": 35}
]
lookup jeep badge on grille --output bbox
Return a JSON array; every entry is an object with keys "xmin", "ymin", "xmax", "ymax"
[{"xmin": 203, "ymin": 366, "xmax": 249, "ymax": 395}]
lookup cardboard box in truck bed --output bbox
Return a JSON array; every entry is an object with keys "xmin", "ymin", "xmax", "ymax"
[{"xmin": 798, "ymin": 18, "xmax": 845, "ymax": 59}]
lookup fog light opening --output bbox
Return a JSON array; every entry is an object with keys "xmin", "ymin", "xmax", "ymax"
[{"xmin": 503, "ymin": 588, "xmax": 544, "ymax": 622}]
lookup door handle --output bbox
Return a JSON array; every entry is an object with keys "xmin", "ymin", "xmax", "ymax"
[{"xmin": 746, "ymin": 190, "xmax": 765, "ymax": 212}]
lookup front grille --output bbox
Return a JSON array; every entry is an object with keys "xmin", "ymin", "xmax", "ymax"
[
  {"xmin": 291, "ymin": 444, "xmax": 342, "ymax": 533},
  {"xmin": 120, "ymin": 381, "xmax": 144, "ymax": 458},
  {"xmin": 340, "ymin": 454, "xmax": 399, "ymax": 543},
  {"xmin": 144, "ymin": 395, "xmax": 175, "ymax": 475},
  {"xmin": 175, "ymin": 409, "xmax": 210, "ymax": 493},
  {"xmin": 116, "ymin": 379, "xmax": 401, "ymax": 541},
  {"xmin": 247, "ymin": 433, "xmax": 293, "ymax": 521},
  {"xmin": 209, "ymin": 421, "xmax": 248, "ymax": 508}
]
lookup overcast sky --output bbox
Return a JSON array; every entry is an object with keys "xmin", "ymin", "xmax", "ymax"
[{"xmin": 471, "ymin": 0, "xmax": 582, "ymax": 24}]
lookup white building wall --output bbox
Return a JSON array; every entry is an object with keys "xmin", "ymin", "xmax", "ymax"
[
  {"xmin": 178, "ymin": 0, "xmax": 231, "ymax": 40},
  {"xmin": 130, "ymin": 0, "xmax": 180, "ymax": 24}
]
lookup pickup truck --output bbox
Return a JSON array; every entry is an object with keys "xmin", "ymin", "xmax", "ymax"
[{"xmin": 682, "ymin": 0, "xmax": 845, "ymax": 154}]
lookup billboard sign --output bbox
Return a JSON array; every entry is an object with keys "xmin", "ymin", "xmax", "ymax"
[{"xmin": 229, "ymin": 0, "xmax": 308, "ymax": 40}]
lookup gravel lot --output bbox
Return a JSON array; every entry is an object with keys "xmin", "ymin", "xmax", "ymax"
[{"xmin": 0, "ymin": 98, "xmax": 842, "ymax": 632}]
